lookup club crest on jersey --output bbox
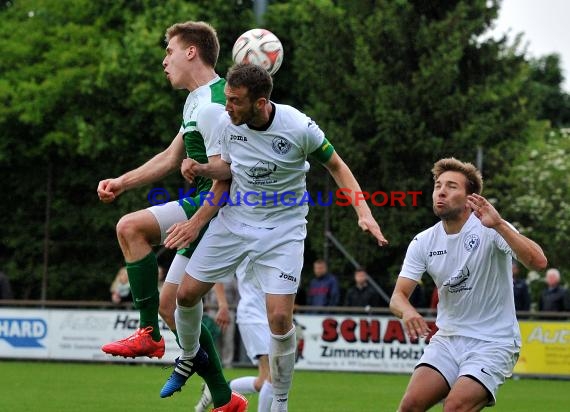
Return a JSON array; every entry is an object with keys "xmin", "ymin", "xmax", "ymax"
[
  {"xmin": 272, "ymin": 136, "xmax": 292, "ymax": 154},
  {"xmin": 464, "ymin": 234, "xmax": 480, "ymax": 252}
]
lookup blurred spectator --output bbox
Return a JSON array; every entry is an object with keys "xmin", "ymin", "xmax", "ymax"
[
  {"xmin": 0, "ymin": 270, "xmax": 14, "ymax": 299},
  {"xmin": 307, "ymin": 259, "xmax": 340, "ymax": 307},
  {"xmin": 512, "ymin": 260, "xmax": 531, "ymax": 312},
  {"xmin": 204, "ymin": 277, "xmax": 239, "ymax": 368},
  {"xmin": 538, "ymin": 268, "xmax": 570, "ymax": 312},
  {"xmin": 344, "ymin": 267, "xmax": 381, "ymax": 307},
  {"xmin": 110, "ymin": 266, "xmax": 131, "ymax": 304}
]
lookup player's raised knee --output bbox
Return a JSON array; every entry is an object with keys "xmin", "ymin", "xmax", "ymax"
[
  {"xmin": 116, "ymin": 211, "xmax": 159, "ymax": 245},
  {"xmin": 116, "ymin": 213, "xmax": 143, "ymax": 240}
]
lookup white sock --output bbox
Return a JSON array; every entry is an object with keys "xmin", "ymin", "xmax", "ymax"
[
  {"xmin": 230, "ymin": 376, "xmax": 257, "ymax": 394},
  {"xmin": 174, "ymin": 301, "xmax": 203, "ymax": 359},
  {"xmin": 270, "ymin": 327, "xmax": 296, "ymax": 412},
  {"xmin": 258, "ymin": 380, "xmax": 274, "ymax": 412}
]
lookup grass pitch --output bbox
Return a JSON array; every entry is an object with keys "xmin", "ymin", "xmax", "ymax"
[{"xmin": 1, "ymin": 360, "xmax": 568, "ymax": 411}]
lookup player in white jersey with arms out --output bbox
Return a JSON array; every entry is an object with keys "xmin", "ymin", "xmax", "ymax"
[
  {"xmin": 390, "ymin": 157, "xmax": 547, "ymax": 412},
  {"xmin": 160, "ymin": 62, "xmax": 388, "ymax": 411}
]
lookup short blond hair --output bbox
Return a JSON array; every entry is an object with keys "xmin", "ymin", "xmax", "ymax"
[{"xmin": 432, "ymin": 157, "xmax": 483, "ymax": 195}]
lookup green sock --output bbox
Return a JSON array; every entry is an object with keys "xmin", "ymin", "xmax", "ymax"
[
  {"xmin": 197, "ymin": 322, "xmax": 231, "ymax": 407},
  {"xmin": 126, "ymin": 252, "xmax": 161, "ymax": 341}
]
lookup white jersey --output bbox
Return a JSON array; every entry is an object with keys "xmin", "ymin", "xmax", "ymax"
[
  {"xmin": 218, "ymin": 103, "xmax": 326, "ymax": 227},
  {"xmin": 235, "ymin": 259, "xmax": 268, "ymax": 325},
  {"xmin": 400, "ymin": 213, "xmax": 521, "ymax": 345},
  {"xmin": 179, "ymin": 76, "xmax": 226, "ymax": 158}
]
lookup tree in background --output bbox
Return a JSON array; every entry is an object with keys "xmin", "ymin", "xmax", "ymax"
[
  {"xmin": 1, "ymin": 0, "xmax": 568, "ymax": 300},
  {"xmin": 0, "ymin": 0, "xmax": 255, "ymax": 299},
  {"xmin": 527, "ymin": 54, "xmax": 570, "ymax": 128},
  {"xmin": 492, "ymin": 127, "xmax": 570, "ymax": 282}
]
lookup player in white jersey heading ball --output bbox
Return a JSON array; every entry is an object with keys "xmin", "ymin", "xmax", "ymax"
[
  {"xmin": 162, "ymin": 62, "xmax": 388, "ymax": 412},
  {"xmin": 390, "ymin": 157, "xmax": 547, "ymax": 412}
]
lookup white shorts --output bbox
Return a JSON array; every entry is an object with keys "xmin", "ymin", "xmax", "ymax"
[
  {"xmin": 238, "ymin": 323, "xmax": 271, "ymax": 364},
  {"xmin": 236, "ymin": 259, "xmax": 269, "ymax": 324},
  {"xmin": 147, "ymin": 200, "xmax": 188, "ymax": 244},
  {"xmin": 418, "ymin": 334, "xmax": 519, "ymax": 406},
  {"xmin": 186, "ymin": 210, "xmax": 305, "ymax": 294},
  {"xmin": 165, "ymin": 253, "xmax": 190, "ymax": 285}
]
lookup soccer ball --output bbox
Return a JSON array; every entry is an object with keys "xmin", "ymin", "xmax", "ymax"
[{"xmin": 232, "ymin": 29, "xmax": 284, "ymax": 75}]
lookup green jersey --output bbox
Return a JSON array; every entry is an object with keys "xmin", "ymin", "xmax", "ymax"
[
  {"xmin": 177, "ymin": 76, "xmax": 226, "ymax": 258},
  {"xmin": 180, "ymin": 76, "xmax": 226, "ymax": 194}
]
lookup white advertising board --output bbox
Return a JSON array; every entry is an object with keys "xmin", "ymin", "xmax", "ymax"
[
  {"xmin": 1, "ymin": 308, "xmax": 437, "ymax": 373},
  {"xmin": 0, "ymin": 308, "xmax": 179, "ymax": 363},
  {"xmin": 293, "ymin": 314, "xmax": 436, "ymax": 373}
]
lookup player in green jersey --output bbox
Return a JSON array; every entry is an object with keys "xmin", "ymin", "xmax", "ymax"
[{"xmin": 97, "ymin": 21, "xmax": 246, "ymax": 411}]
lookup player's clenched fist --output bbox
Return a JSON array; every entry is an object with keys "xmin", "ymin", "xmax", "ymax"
[
  {"xmin": 97, "ymin": 178, "xmax": 124, "ymax": 203},
  {"xmin": 180, "ymin": 158, "xmax": 202, "ymax": 183}
]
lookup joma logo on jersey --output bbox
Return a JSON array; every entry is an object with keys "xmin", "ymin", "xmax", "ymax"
[
  {"xmin": 230, "ymin": 134, "xmax": 248, "ymax": 142},
  {"xmin": 279, "ymin": 273, "xmax": 297, "ymax": 283},
  {"xmin": 429, "ymin": 250, "xmax": 447, "ymax": 257}
]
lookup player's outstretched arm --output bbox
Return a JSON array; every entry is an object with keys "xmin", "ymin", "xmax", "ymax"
[
  {"xmin": 390, "ymin": 277, "xmax": 431, "ymax": 340},
  {"xmin": 212, "ymin": 283, "xmax": 231, "ymax": 333},
  {"xmin": 324, "ymin": 152, "xmax": 388, "ymax": 246},
  {"xmin": 97, "ymin": 133, "xmax": 185, "ymax": 202},
  {"xmin": 467, "ymin": 194, "xmax": 548, "ymax": 271}
]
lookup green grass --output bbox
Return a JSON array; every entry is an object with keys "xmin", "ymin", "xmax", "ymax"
[{"xmin": 1, "ymin": 360, "xmax": 568, "ymax": 411}]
